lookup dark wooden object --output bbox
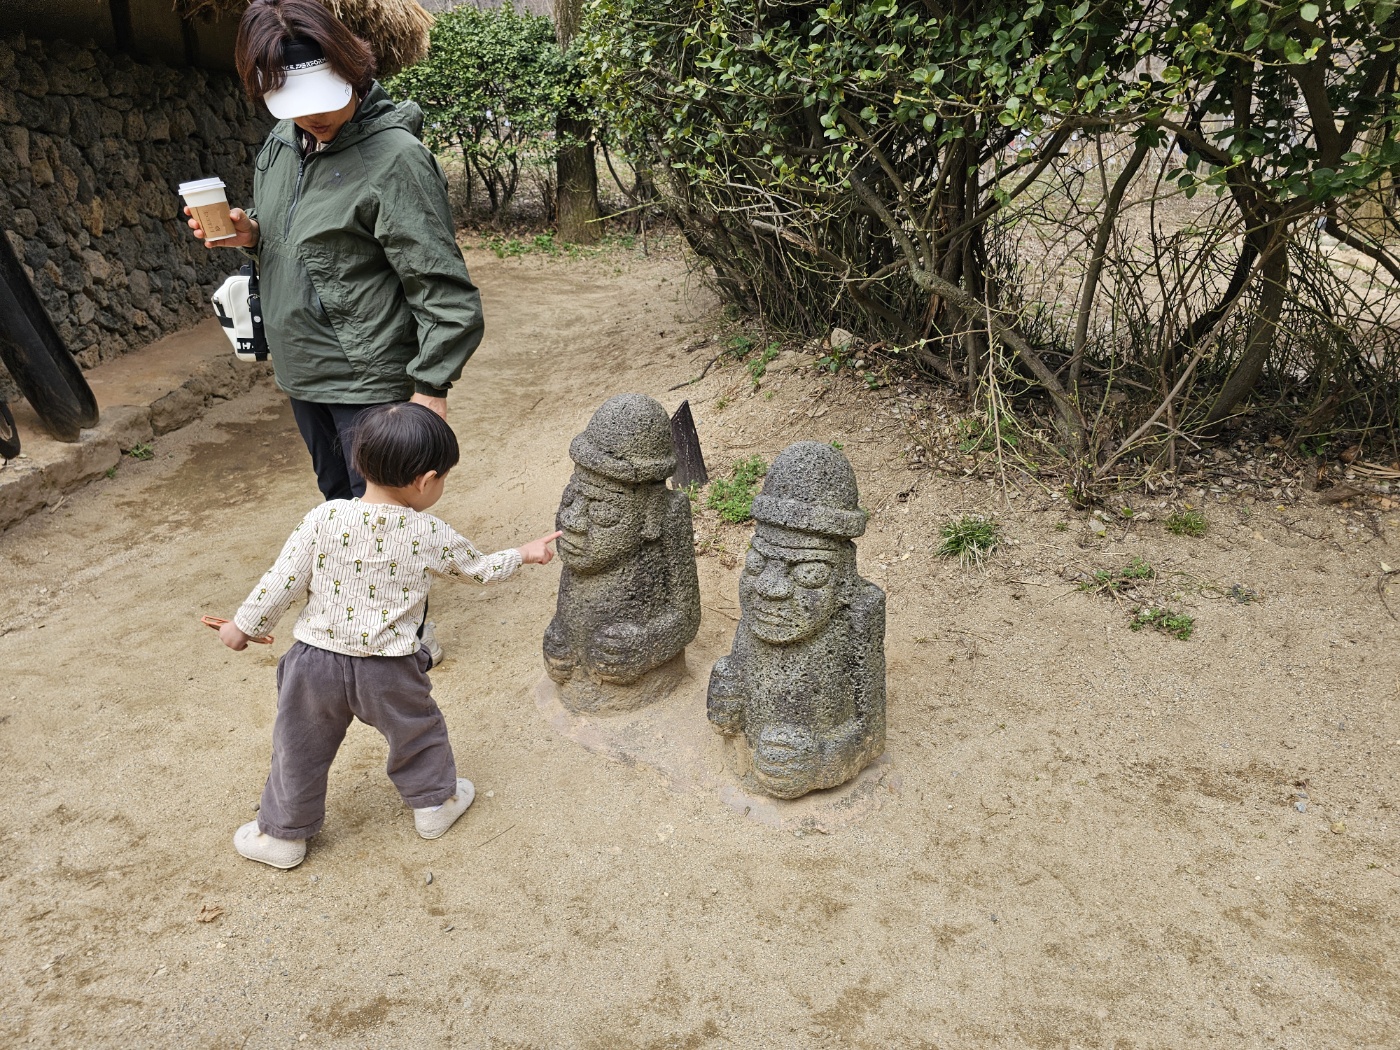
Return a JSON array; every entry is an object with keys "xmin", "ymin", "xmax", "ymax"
[
  {"xmin": 670, "ymin": 400, "xmax": 708, "ymax": 489},
  {"xmin": 0, "ymin": 230, "xmax": 99, "ymax": 442},
  {"xmin": 0, "ymin": 401, "xmax": 18, "ymax": 459}
]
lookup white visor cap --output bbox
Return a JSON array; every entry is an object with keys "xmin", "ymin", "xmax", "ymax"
[{"xmin": 262, "ymin": 45, "xmax": 354, "ymax": 120}]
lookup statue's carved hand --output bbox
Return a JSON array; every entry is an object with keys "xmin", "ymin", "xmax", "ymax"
[
  {"xmin": 588, "ymin": 621, "xmax": 645, "ymax": 681},
  {"xmin": 542, "ymin": 618, "xmax": 575, "ymax": 682},
  {"xmin": 706, "ymin": 656, "xmax": 746, "ymax": 734}
]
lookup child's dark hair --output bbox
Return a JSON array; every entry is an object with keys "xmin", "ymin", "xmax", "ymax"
[{"xmin": 351, "ymin": 403, "xmax": 459, "ymax": 487}]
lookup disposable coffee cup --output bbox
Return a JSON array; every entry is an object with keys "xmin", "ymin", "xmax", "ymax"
[{"xmin": 179, "ymin": 177, "xmax": 237, "ymax": 242}]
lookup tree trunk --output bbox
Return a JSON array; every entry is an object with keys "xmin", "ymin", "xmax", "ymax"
[
  {"xmin": 556, "ymin": 113, "xmax": 600, "ymax": 244},
  {"xmin": 553, "ymin": 0, "xmax": 600, "ymax": 245},
  {"xmin": 1206, "ymin": 225, "xmax": 1290, "ymax": 425}
]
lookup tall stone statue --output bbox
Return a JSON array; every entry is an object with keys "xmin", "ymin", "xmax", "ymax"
[
  {"xmin": 707, "ymin": 442, "xmax": 886, "ymax": 798},
  {"xmin": 543, "ymin": 394, "xmax": 702, "ymax": 712}
]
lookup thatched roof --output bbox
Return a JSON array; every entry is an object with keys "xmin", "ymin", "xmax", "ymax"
[
  {"xmin": 418, "ymin": 0, "xmax": 553, "ymax": 14},
  {"xmin": 178, "ymin": 0, "xmax": 434, "ymax": 76}
]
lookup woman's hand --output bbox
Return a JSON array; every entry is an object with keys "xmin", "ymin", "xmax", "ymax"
[
  {"xmin": 410, "ymin": 392, "xmax": 448, "ymax": 420},
  {"xmin": 519, "ymin": 531, "xmax": 563, "ymax": 566},
  {"xmin": 186, "ymin": 206, "xmax": 259, "ymax": 249}
]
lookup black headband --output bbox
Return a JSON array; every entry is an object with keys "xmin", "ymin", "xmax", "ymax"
[{"xmin": 280, "ymin": 37, "xmax": 326, "ymax": 68}]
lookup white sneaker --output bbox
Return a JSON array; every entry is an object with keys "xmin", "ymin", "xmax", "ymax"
[
  {"xmin": 233, "ymin": 820, "xmax": 306, "ymax": 869},
  {"xmin": 420, "ymin": 620, "xmax": 444, "ymax": 668},
  {"xmin": 413, "ymin": 779, "xmax": 475, "ymax": 840}
]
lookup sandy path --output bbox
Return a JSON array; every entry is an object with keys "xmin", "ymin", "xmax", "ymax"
[{"xmin": 0, "ymin": 246, "xmax": 1397, "ymax": 1048}]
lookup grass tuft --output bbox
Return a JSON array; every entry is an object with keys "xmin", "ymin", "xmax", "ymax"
[
  {"xmin": 935, "ymin": 515, "xmax": 1000, "ymax": 567},
  {"xmin": 1165, "ymin": 509, "xmax": 1208, "ymax": 537},
  {"xmin": 706, "ymin": 457, "xmax": 768, "ymax": 524}
]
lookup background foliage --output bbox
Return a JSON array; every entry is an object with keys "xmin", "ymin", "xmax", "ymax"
[
  {"xmin": 387, "ymin": 3, "xmax": 567, "ymax": 216},
  {"xmin": 579, "ymin": 0, "xmax": 1400, "ymax": 487}
]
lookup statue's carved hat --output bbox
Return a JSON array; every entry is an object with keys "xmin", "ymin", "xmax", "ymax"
[
  {"xmin": 569, "ymin": 394, "xmax": 678, "ymax": 485},
  {"xmin": 751, "ymin": 441, "xmax": 867, "ymax": 538}
]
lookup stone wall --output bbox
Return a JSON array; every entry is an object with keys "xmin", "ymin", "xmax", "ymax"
[{"xmin": 0, "ymin": 32, "xmax": 270, "ymax": 401}]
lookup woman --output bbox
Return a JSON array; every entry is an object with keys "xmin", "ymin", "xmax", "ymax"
[
  {"xmin": 186, "ymin": 0, "xmax": 483, "ymax": 504},
  {"xmin": 187, "ymin": 0, "xmax": 480, "ymax": 663}
]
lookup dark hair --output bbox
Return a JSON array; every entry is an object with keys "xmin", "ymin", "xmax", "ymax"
[
  {"xmin": 352, "ymin": 403, "xmax": 460, "ymax": 488},
  {"xmin": 235, "ymin": 0, "xmax": 376, "ymax": 105}
]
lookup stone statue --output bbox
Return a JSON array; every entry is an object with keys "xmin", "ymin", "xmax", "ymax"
[
  {"xmin": 543, "ymin": 394, "xmax": 701, "ymax": 711},
  {"xmin": 707, "ymin": 441, "xmax": 886, "ymax": 798}
]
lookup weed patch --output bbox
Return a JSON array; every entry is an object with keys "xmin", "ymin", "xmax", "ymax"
[
  {"xmin": 747, "ymin": 342, "xmax": 780, "ymax": 387},
  {"xmin": 935, "ymin": 515, "xmax": 1000, "ymax": 567},
  {"xmin": 1165, "ymin": 509, "xmax": 1208, "ymax": 537},
  {"xmin": 706, "ymin": 457, "xmax": 768, "ymax": 524},
  {"xmin": 1080, "ymin": 557, "xmax": 1156, "ymax": 597},
  {"xmin": 1130, "ymin": 606, "xmax": 1195, "ymax": 640}
]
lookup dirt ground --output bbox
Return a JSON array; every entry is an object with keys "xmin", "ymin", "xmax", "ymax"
[{"xmin": 1, "ymin": 244, "xmax": 1397, "ymax": 1049}]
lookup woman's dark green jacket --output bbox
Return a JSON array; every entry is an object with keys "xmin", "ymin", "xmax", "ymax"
[{"xmin": 249, "ymin": 84, "xmax": 482, "ymax": 403}]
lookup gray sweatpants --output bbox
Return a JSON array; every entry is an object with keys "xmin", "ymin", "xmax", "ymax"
[{"xmin": 257, "ymin": 641, "xmax": 458, "ymax": 840}]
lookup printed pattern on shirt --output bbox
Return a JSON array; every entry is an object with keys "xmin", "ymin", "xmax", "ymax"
[{"xmin": 234, "ymin": 499, "xmax": 521, "ymax": 657}]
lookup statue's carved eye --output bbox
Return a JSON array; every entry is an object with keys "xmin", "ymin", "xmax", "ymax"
[
  {"xmin": 790, "ymin": 561, "xmax": 833, "ymax": 588},
  {"xmin": 588, "ymin": 501, "xmax": 621, "ymax": 526},
  {"xmin": 744, "ymin": 549, "xmax": 765, "ymax": 574}
]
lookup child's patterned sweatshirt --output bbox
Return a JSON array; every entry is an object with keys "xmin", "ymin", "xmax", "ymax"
[{"xmin": 233, "ymin": 499, "xmax": 521, "ymax": 656}]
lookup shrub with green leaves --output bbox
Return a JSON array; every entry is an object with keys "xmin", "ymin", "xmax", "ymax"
[
  {"xmin": 707, "ymin": 456, "xmax": 768, "ymax": 524},
  {"xmin": 387, "ymin": 4, "xmax": 566, "ymax": 216},
  {"xmin": 579, "ymin": 0, "xmax": 1400, "ymax": 461}
]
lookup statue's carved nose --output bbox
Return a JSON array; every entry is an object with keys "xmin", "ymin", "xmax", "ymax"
[{"xmin": 755, "ymin": 565, "xmax": 792, "ymax": 598}]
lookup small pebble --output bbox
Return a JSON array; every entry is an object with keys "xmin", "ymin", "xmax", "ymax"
[
  {"xmin": 1295, "ymin": 801, "xmax": 1307, "ymax": 813},
  {"xmin": 485, "ymin": 791, "xmax": 494, "ymax": 799},
  {"xmin": 425, "ymin": 871, "xmax": 433, "ymax": 885},
  {"xmin": 1331, "ymin": 822, "xmax": 1346, "ymax": 835}
]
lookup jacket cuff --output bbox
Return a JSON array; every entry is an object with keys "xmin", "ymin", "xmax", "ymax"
[{"xmin": 413, "ymin": 381, "xmax": 450, "ymax": 398}]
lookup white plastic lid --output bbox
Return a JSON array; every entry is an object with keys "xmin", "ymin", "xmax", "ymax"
[{"xmin": 179, "ymin": 177, "xmax": 226, "ymax": 195}]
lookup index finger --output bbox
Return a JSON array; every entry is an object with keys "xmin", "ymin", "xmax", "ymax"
[{"xmin": 544, "ymin": 530, "xmax": 563, "ymax": 543}]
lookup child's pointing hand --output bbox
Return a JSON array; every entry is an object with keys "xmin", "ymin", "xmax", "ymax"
[{"xmin": 519, "ymin": 531, "xmax": 563, "ymax": 566}]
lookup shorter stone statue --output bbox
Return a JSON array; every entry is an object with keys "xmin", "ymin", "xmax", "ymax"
[
  {"xmin": 707, "ymin": 442, "xmax": 886, "ymax": 798},
  {"xmin": 543, "ymin": 394, "xmax": 701, "ymax": 712}
]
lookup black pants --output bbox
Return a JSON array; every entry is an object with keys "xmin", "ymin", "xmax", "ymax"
[{"xmin": 289, "ymin": 398, "xmax": 395, "ymax": 501}]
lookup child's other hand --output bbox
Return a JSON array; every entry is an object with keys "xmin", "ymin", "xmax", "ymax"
[
  {"xmin": 220, "ymin": 621, "xmax": 253, "ymax": 651},
  {"xmin": 519, "ymin": 531, "xmax": 563, "ymax": 565}
]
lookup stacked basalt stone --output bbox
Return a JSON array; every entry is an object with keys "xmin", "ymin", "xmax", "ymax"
[{"xmin": 0, "ymin": 32, "xmax": 270, "ymax": 401}]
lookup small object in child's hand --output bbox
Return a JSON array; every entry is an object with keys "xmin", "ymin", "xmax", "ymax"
[{"xmin": 201, "ymin": 615, "xmax": 273, "ymax": 644}]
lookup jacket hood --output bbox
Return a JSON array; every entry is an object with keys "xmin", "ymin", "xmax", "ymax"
[{"xmin": 267, "ymin": 82, "xmax": 423, "ymax": 153}]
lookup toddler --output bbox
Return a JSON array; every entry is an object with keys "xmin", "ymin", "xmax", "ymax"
[{"xmin": 217, "ymin": 402, "xmax": 559, "ymax": 869}]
